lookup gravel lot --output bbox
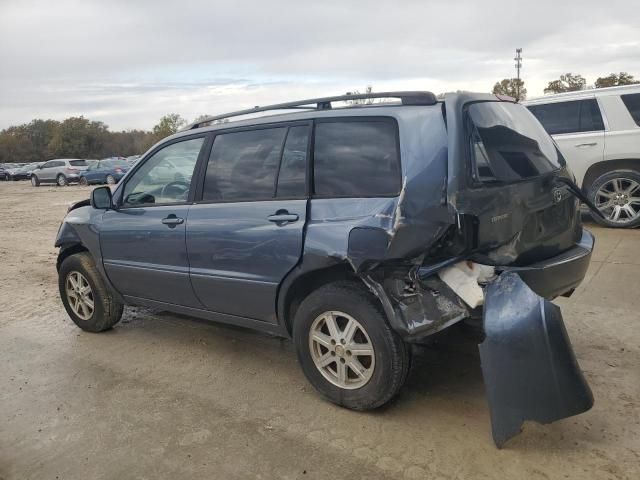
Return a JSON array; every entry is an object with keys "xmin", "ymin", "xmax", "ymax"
[{"xmin": 1, "ymin": 181, "xmax": 638, "ymax": 480}]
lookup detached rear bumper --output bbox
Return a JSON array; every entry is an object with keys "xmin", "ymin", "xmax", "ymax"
[{"xmin": 499, "ymin": 229, "xmax": 594, "ymax": 299}]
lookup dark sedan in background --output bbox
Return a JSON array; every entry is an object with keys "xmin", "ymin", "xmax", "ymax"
[
  {"xmin": 4, "ymin": 162, "xmax": 44, "ymax": 181},
  {"xmin": 79, "ymin": 159, "xmax": 130, "ymax": 185}
]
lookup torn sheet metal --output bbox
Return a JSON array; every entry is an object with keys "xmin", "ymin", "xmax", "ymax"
[{"xmin": 479, "ymin": 272, "xmax": 593, "ymax": 447}]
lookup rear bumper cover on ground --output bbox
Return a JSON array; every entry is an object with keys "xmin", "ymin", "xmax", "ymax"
[{"xmin": 479, "ymin": 272, "xmax": 594, "ymax": 447}]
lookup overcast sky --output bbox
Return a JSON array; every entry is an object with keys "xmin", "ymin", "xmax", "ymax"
[{"xmin": 1, "ymin": 0, "xmax": 639, "ymax": 131}]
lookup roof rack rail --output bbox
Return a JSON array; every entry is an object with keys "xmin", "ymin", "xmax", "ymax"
[{"xmin": 186, "ymin": 91, "xmax": 437, "ymax": 129}]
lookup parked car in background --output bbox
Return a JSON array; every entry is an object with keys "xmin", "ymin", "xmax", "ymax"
[
  {"xmin": 524, "ymin": 84, "xmax": 640, "ymax": 228},
  {"xmin": 126, "ymin": 155, "xmax": 141, "ymax": 164},
  {"xmin": 56, "ymin": 91, "xmax": 597, "ymax": 447},
  {"xmin": 4, "ymin": 162, "xmax": 44, "ymax": 181},
  {"xmin": 79, "ymin": 158, "xmax": 130, "ymax": 185},
  {"xmin": 0, "ymin": 163, "xmax": 11, "ymax": 180},
  {"xmin": 31, "ymin": 159, "xmax": 89, "ymax": 186}
]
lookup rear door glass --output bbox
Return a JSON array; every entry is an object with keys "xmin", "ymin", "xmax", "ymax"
[
  {"xmin": 621, "ymin": 93, "xmax": 640, "ymax": 126},
  {"xmin": 276, "ymin": 126, "xmax": 308, "ymax": 198},
  {"xmin": 313, "ymin": 120, "xmax": 400, "ymax": 197},
  {"xmin": 203, "ymin": 127, "xmax": 287, "ymax": 202}
]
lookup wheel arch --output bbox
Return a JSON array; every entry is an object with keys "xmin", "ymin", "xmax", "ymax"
[
  {"xmin": 56, "ymin": 243, "xmax": 89, "ymax": 272},
  {"xmin": 582, "ymin": 158, "xmax": 640, "ymax": 191},
  {"xmin": 278, "ymin": 263, "xmax": 364, "ymax": 337}
]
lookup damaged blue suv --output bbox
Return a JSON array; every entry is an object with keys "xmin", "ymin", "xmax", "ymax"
[{"xmin": 56, "ymin": 91, "xmax": 596, "ymax": 446}]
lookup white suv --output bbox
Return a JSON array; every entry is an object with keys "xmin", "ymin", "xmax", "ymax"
[{"xmin": 525, "ymin": 85, "xmax": 640, "ymax": 228}]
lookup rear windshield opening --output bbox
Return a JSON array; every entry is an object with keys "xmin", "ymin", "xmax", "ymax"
[
  {"xmin": 69, "ymin": 160, "xmax": 88, "ymax": 166},
  {"xmin": 468, "ymin": 102, "xmax": 565, "ymax": 184}
]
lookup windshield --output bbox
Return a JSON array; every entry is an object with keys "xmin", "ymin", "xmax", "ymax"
[{"xmin": 468, "ymin": 102, "xmax": 564, "ymax": 183}]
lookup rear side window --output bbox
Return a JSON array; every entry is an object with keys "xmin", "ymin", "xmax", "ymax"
[
  {"xmin": 69, "ymin": 160, "xmax": 87, "ymax": 166},
  {"xmin": 313, "ymin": 120, "xmax": 400, "ymax": 197},
  {"xmin": 203, "ymin": 128, "xmax": 287, "ymax": 201},
  {"xmin": 621, "ymin": 93, "xmax": 640, "ymax": 126},
  {"xmin": 527, "ymin": 99, "xmax": 604, "ymax": 135}
]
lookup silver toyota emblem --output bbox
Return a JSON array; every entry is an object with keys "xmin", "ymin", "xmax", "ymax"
[{"xmin": 553, "ymin": 189, "xmax": 563, "ymax": 204}]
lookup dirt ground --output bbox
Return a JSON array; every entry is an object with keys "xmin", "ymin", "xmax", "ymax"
[{"xmin": 0, "ymin": 181, "xmax": 638, "ymax": 480}]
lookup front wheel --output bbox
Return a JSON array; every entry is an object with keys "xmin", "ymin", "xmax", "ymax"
[
  {"xmin": 56, "ymin": 174, "xmax": 67, "ymax": 186},
  {"xmin": 293, "ymin": 281, "xmax": 410, "ymax": 410},
  {"xmin": 59, "ymin": 252, "xmax": 124, "ymax": 332},
  {"xmin": 79, "ymin": 176, "xmax": 88, "ymax": 186},
  {"xmin": 587, "ymin": 170, "xmax": 640, "ymax": 228}
]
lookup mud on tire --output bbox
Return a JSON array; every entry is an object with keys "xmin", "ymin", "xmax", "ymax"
[{"xmin": 58, "ymin": 252, "xmax": 124, "ymax": 332}]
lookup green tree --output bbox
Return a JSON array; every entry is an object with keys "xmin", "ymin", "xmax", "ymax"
[
  {"xmin": 152, "ymin": 113, "xmax": 187, "ymax": 141},
  {"xmin": 544, "ymin": 73, "xmax": 586, "ymax": 94},
  {"xmin": 47, "ymin": 117, "xmax": 109, "ymax": 158},
  {"xmin": 595, "ymin": 72, "xmax": 639, "ymax": 88},
  {"xmin": 492, "ymin": 78, "xmax": 527, "ymax": 101}
]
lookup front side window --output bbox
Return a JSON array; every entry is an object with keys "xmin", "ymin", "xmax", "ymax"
[
  {"xmin": 122, "ymin": 137, "xmax": 204, "ymax": 206},
  {"xmin": 469, "ymin": 101, "xmax": 564, "ymax": 183},
  {"xmin": 313, "ymin": 120, "xmax": 400, "ymax": 197},
  {"xmin": 621, "ymin": 93, "xmax": 640, "ymax": 126},
  {"xmin": 203, "ymin": 127, "xmax": 287, "ymax": 201},
  {"xmin": 527, "ymin": 99, "xmax": 604, "ymax": 135}
]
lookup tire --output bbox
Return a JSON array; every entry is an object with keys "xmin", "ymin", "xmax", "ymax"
[
  {"xmin": 56, "ymin": 174, "xmax": 67, "ymax": 186},
  {"xmin": 106, "ymin": 174, "xmax": 116, "ymax": 185},
  {"xmin": 587, "ymin": 169, "xmax": 640, "ymax": 228},
  {"xmin": 79, "ymin": 176, "xmax": 88, "ymax": 186},
  {"xmin": 58, "ymin": 252, "xmax": 124, "ymax": 332},
  {"xmin": 31, "ymin": 175, "xmax": 40, "ymax": 187},
  {"xmin": 5, "ymin": 174, "xmax": 9, "ymax": 181},
  {"xmin": 293, "ymin": 281, "xmax": 410, "ymax": 410}
]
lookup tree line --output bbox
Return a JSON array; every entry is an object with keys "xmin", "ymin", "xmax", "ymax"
[
  {"xmin": 492, "ymin": 71, "xmax": 639, "ymax": 101},
  {"xmin": 0, "ymin": 113, "xmax": 191, "ymax": 164}
]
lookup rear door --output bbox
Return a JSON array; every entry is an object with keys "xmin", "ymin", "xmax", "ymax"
[
  {"xmin": 446, "ymin": 96, "xmax": 582, "ymax": 265},
  {"xmin": 100, "ymin": 135, "xmax": 207, "ymax": 306},
  {"xmin": 186, "ymin": 123, "xmax": 309, "ymax": 323},
  {"xmin": 527, "ymin": 98, "xmax": 605, "ymax": 187}
]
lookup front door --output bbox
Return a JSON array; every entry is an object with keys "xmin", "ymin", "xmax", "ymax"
[
  {"xmin": 187, "ymin": 124, "xmax": 309, "ymax": 323},
  {"xmin": 100, "ymin": 135, "xmax": 207, "ymax": 306}
]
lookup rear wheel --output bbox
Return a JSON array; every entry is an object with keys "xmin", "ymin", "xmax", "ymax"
[
  {"xmin": 31, "ymin": 175, "xmax": 40, "ymax": 187},
  {"xmin": 587, "ymin": 170, "xmax": 640, "ymax": 228},
  {"xmin": 293, "ymin": 281, "xmax": 410, "ymax": 410},
  {"xmin": 56, "ymin": 174, "xmax": 67, "ymax": 186},
  {"xmin": 59, "ymin": 252, "xmax": 123, "ymax": 332},
  {"xmin": 106, "ymin": 174, "xmax": 116, "ymax": 185}
]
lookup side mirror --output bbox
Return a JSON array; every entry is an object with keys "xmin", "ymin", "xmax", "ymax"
[{"xmin": 90, "ymin": 186, "xmax": 113, "ymax": 210}]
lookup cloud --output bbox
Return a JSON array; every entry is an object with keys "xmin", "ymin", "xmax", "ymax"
[{"xmin": 0, "ymin": 0, "xmax": 639, "ymax": 129}]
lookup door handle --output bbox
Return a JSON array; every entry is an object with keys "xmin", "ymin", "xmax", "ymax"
[
  {"xmin": 268, "ymin": 211, "xmax": 299, "ymax": 224},
  {"xmin": 574, "ymin": 142, "xmax": 597, "ymax": 147},
  {"xmin": 161, "ymin": 214, "xmax": 184, "ymax": 228}
]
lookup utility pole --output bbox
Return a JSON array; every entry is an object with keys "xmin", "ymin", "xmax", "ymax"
[{"xmin": 514, "ymin": 48, "xmax": 523, "ymax": 101}]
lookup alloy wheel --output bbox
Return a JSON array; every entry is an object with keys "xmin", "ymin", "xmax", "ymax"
[
  {"xmin": 65, "ymin": 271, "xmax": 94, "ymax": 321},
  {"xmin": 308, "ymin": 311, "xmax": 375, "ymax": 390},
  {"xmin": 595, "ymin": 177, "xmax": 640, "ymax": 224}
]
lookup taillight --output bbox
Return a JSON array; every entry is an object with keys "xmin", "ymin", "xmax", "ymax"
[
  {"xmin": 66, "ymin": 167, "xmax": 79, "ymax": 173},
  {"xmin": 115, "ymin": 168, "xmax": 123, "ymax": 173}
]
